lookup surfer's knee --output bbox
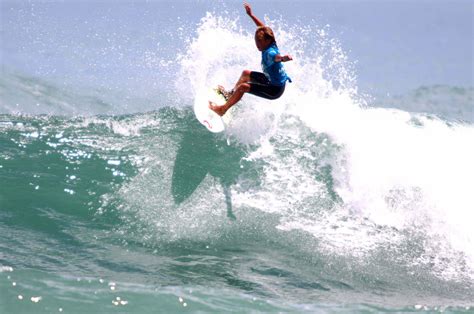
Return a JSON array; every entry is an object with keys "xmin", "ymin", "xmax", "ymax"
[
  {"xmin": 241, "ymin": 70, "xmax": 251, "ymax": 78},
  {"xmin": 236, "ymin": 83, "xmax": 250, "ymax": 93}
]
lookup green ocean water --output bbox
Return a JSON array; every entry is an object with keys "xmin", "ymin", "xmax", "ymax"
[{"xmin": 1, "ymin": 106, "xmax": 473, "ymax": 313}]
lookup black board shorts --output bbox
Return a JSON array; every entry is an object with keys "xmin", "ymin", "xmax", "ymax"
[{"xmin": 248, "ymin": 71, "xmax": 285, "ymax": 100}]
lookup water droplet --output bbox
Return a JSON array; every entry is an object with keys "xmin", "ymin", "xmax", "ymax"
[
  {"xmin": 1, "ymin": 266, "xmax": 13, "ymax": 272},
  {"xmin": 107, "ymin": 160, "xmax": 121, "ymax": 166}
]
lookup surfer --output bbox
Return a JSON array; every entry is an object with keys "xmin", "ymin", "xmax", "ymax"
[{"xmin": 209, "ymin": 2, "xmax": 293, "ymax": 116}]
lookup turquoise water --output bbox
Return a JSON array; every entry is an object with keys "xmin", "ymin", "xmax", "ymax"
[
  {"xmin": 2, "ymin": 2, "xmax": 474, "ymax": 313},
  {"xmin": 1, "ymin": 105, "xmax": 473, "ymax": 312}
]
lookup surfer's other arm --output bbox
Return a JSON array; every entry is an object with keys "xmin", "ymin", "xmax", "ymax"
[
  {"xmin": 275, "ymin": 54, "xmax": 293, "ymax": 63},
  {"xmin": 244, "ymin": 2, "xmax": 264, "ymax": 27}
]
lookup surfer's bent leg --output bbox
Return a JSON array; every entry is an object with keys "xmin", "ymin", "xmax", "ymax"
[
  {"xmin": 209, "ymin": 82, "xmax": 250, "ymax": 116},
  {"xmin": 217, "ymin": 69, "xmax": 252, "ymax": 101},
  {"xmin": 234, "ymin": 70, "xmax": 252, "ymax": 91}
]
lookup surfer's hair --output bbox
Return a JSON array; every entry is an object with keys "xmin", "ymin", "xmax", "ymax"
[{"xmin": 255, "ymin": 26, "xmax": 276, "ymax": 44}]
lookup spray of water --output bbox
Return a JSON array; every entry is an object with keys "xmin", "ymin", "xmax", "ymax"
[{"xmin": 112, "ymin": 13, "xmax": 474, "ymax": 282}]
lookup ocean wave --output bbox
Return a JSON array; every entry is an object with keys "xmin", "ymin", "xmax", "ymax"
[{"xmin": 1, "ymin": 102, "xmax": 473, "ymax": 308}]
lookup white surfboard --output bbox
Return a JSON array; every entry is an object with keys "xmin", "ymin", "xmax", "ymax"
[{"xmin": 194, "ymin": 87, "xmax": 227, "ymax": 133}]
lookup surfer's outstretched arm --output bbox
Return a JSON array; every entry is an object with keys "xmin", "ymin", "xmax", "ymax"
[
  {"xmin": 244, "ymin": 2, "xmax": 264, "ymax": 27},
  {"xmin": 275, "ymin": 54, "xmax": 293, "ymax": 63}
]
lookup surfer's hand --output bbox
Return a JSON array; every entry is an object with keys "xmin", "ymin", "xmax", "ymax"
[
  {"xmin": 244, "ymin": 2, "xmax": 252, "ymax": 16},
  {"xmin": 244, "ymin": 2, "xmax": 264, "ymax": 27},
  {"xmin": 283, "ymin": 55, "xmax": 293, "ymax": 62},
  {"xmin": 276, "ymin": 54, "xmax": 293, "ymax": 62}
]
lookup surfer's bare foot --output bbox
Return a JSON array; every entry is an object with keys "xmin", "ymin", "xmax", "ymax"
[
  {"xmin": 209, "ymin": 101, "xmax": 227, "ymax": 116},
  {"xmin": 217, "ymin": 85, "xmax": 233, "ymax": 101}
]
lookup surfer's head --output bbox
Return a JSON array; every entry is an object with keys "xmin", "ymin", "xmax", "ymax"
[{"xmin": 255, "ymin": 26, "xmax": 275, "ymax": 51}]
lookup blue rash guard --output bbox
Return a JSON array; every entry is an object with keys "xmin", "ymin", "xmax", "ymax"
[{"xmin": 261, "ymin": 43, "xmax": 292, "ymax": 86}]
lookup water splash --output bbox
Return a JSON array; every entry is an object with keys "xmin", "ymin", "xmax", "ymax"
[{"xmin": 173, "ymin": 13, "xmax": 474, "ymax": 281}]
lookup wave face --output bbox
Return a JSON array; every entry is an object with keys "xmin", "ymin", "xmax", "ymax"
[{"xmin": 1, "ymin": 12, "xmax": 474, "ymax": 313}]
